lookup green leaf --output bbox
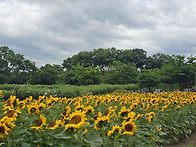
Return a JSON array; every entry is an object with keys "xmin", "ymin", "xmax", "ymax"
[
  {"xmin": 158, "ymin": 131, "xmax": 167, "ymax": 136},
  {"xmin": 82, "ymin": 132, "xmax": 103, "ymax": 147},
  {"xmin": 12, "ymin": 128, "xmax": 28, "ymax": 135},
  {"xmin": 54, "ymin": 130, "xmax": 72, "ymax": 139},
  {"xmin": 0, "ymin": 142, "xmax": 6, "ymax": 147},
  {"xmin": 21, "ymin": 142, "xmax": 31, "ymax": 147}
]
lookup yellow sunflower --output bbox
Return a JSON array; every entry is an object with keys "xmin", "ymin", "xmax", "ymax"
[
  {"xmin": 133, "ymin": 114, "xmax": 144, "ymax": 121},
  {"xmin": 27, "ymin": 103, "xmax": 38, "ymax": 114},
  {"xmin": 94, "ymin": 115, "xmax": 110, "ymax": 130},
  {"xmin": 75, "ymin": 104, "xmax": 85, "ymax": 112},
  {"xmin": 61, "ymin": 106, "xmax": 71, "ymax": 118},
  {"xmin": 145, "ymin": 112, "xmax": 156, "ymax": 123},
  {"xmin": 122, "ymin": 121, "xmax": 137, "ymax": 135},
  {"xmin": 84, "ymin": 105, "xmax": 95, "ymax": 114},
  {"xmin": 30, "ymin": 114, "xmax": 46, "ymax": 130},
  {"xmin": 118, "ymin": 106, "xmax": 130, "ymax": 118},
  {"xmin": 157, "ymin": 127, "xmax": 162, "ymax": 131},
  {"xmin": 46, "ymin": 120, "xmax": 61, "ymax": 129},
  {"xmin": 0, "ymin": 123, "xmax": 11, "ymax": 138},
  {"xmin": 107, "ymin": 125, "xmax": 121, "ymax": 137},
  {"xmin": 151, "ymin": 98, "xmax": 158, "ymax": 106},
  {"xmin": 0, "ymin": 116, "xmax": 15, "ymax": 128},
  {"xmin": 4, "ymin": 109, "xmax": 22, "ymax": 121},
  {"xmin": 3, "ymin": 95, "xmax": 19, "ymax": 110},
  {"xmin": 0, "ymin": 90, "xmax": 2, "ymax": 96},
  {"xmin": 64, "ymin": 111, "xmax": 87, "ymax": 130}
]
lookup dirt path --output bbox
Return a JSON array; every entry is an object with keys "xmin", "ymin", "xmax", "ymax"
[{"xmin": 175, "ymin": 129, "xmax": 196, "ymax": 147}]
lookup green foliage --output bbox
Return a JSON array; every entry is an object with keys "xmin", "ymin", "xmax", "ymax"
[
  {"xmin": 0, "ymin": 84, "xmax": 139, "ymax": 100},
  {"xmin": 58, "ymin": 64, "xmax": 102, "ymax": 85},
  {"xmin": 1, "ymin": 46, "xmax": 196, "ymax": 90},
  {"xmin": 138, "ymin": 69, "xmax": 160, "ymax": 91},
  {"xmin": 103, "ymin": 61, "xmax": 138, "ymax": 85},
  {"xmin": 0, "ymin": 46, "xmax": 36, "ymax": 84}
]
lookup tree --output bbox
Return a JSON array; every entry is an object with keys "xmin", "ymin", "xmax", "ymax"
[
  {"xmin": 137, "ymin": 69, "xmax": 160, "ymax": 91},
  {"xmin": 62, "ymin": 51, "xmax": 93, "ymax": 70},
  {"xmin": 0, "ymin": 46, "xmax": 36, "ymax": 84},
  {"xmin": 103, "ymin": 61, "xmax": 138, "ymax": 85},
  {"xmin": 159, "ymin": 55, "xmax": 195, "ymax": 90},
  {"xmin": 29, "ymin": 64, "xmax": 63, "ymax": 85},
  {"xmin": 118, "ymin": 48, "xmax": 147, "ymax": 69},
  {"xmin": 145, "ymin": 53, "xmax": 170, "ymax": 69},
  {"xmin": 59, "ymin": 64, "xmax": 102, "ymax": 85}
]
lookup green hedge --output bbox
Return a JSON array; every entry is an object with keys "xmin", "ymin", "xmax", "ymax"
[{"xmin": 0, "ymin": 84, "xmax": 139, "ymax": 100}]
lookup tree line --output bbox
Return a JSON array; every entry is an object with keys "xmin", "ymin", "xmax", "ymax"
[{"xmin": 1, "ymin": 46, "xmax": 196, "ymax": 91}]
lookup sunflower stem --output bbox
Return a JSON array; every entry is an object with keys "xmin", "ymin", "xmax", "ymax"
[
  {"xmin": 152, "ymin": 117, "xmax": 156, "ymax": 147},
  {"xmin": 114, "ymin": 134, "xmax": 117, "ymax": 147},
  {"xmin": 101, "ymin": 127, "xmax": 105, "ymax": 145},
  {"xmin": 7, "ymin": 135, "xmax": 11, "ymax": 147},
  {"xmin": 127, "ymin": 135, "xmax": 132, "ymax": 147}
]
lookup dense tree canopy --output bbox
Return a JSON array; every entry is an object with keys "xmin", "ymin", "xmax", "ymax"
[
  {"xmin": 0, "ymin": 46, "xmax": 36, "ymax": 84},
  {"xmin": 1, "ymin": 46, "xmax": 196, "ymax": 91}
]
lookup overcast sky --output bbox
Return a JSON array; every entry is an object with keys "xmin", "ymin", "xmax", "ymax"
[{"xmin": 0, "ymin": 0, "xmax": 196, "ymax": 67}]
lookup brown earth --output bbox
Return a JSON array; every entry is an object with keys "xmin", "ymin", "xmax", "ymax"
[{"xmin": 175, "ymin": 129, "xmax": 196, "ymax": 147}]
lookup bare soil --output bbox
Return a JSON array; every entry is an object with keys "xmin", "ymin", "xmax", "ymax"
[{"xmin": 175, "ymin": 129, "xmax": 196, "ymax": 147}]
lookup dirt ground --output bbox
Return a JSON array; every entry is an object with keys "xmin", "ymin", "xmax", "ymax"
[{"xmin": 175, "ymin": 129, "xmax": 196, "ymax": 147}]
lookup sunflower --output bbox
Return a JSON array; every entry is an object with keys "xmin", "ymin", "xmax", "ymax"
[
  {"xmin": 94, "ymin": 115, "xmax": 110, "ymax": 130},
  {"xmin": 0, "ymin": 116, "xmax": 15, "ymax": 128},
  {"xmin": 0, "ymin": 90, "xmax": 2, "ymax": 96},
  {"xmin": 75, "ymin": 105, "xmax": 85, "ymax": 112},
  {"xmin": 151, "ymin": 98, "xmax": 158, "ymax": 106},
  {"xmin": 145, "ymin": 112, "xmax": 156, "ymax": 123},
  {"xmin": 0, "ymin": 123, "xmax": 11, "ymax": 138},
  {"xmin": 157, "ymin": 127, "xmax": 162, "ymax": 131},
  {"xmin": 122, "ymin": 121, "xmax": 137, "ymax": 135},
  {"xmin": 118, "ymin": 106, "xmax": 130, "ymax": 118},
  {"xmin": 107, "ymin": 125, "xmax": 121, "ymax": 137},
  {"xmin": 46, "ymin": 120, "xmax": 61, "ymax": 129},
  {"xmin": 83, "ymin": 105, "xmax": 95, "ymax": 114},
  {"xmin": 61, "ymin": 106, "xmax": 71, "ymax": 118},
  {"xmin": 37, "ymin": 103, "xmax": 46, "ymax": 112},
  {"xmin": 145, "ymin": 104, "xmax": 150, "ymax": 111},
  {"xmin": 64, "ymin": 111, "xmax": 87, "ymax": 130},
  {"xmin": 175, "ymin": 105, "xmax": 181, "ymax": 111},
  {"xmin": 27, "ymin": 104, "xmax": 37, "ymax": 114},
  {"xmin": 125, "ymin": 111, "xmax": 136, "ymax": 121},
  {"xmin": 133, "ymin": 114, "xmax": 144, "ymax": 121},
  {"xmin": 30, "ymin": 114, "xmax": 46, "ymax": 130},
  {"xmin": 4, "ymin": 109, "xmax": 22, "ymax": 121},
  {"xmin": 3, "ymin": 95, "xmax": 19, "ymax": 110},
  {"xmin": 17, "ymin": 100, "xmax": 26, "ymax": 110},
  {"xmin": 140, "ymin": 102, "xmax": 145, "ymax": 109}
]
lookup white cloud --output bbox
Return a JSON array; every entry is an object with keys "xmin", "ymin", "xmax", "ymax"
[{"xmin": 0, "ymin": 0, "xmax": 196, "ymax": 67}]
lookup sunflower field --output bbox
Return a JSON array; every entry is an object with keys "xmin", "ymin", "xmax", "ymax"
[{"xmin": 0, "ymin": 89, "xmax": 196, "ymax": 147}]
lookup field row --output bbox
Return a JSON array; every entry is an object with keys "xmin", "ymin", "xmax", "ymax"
[{"xmin": 0, "ymin": 90, "xmax": 196, "ymax": 146}]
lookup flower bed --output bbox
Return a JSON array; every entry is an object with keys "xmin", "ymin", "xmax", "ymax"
[{"xmin": 0, "ymin": 90, "xmax": 195, "ymax": 146}]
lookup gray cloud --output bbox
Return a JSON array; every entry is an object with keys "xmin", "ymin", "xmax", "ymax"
[{"xmin": 0, "ymin": 0, "xmax": 196, "ymax": 67}]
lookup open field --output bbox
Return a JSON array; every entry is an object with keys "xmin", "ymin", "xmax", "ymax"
[{"xmin": 0, "ymin": 90, "xmax": 195, "ymax": 146}]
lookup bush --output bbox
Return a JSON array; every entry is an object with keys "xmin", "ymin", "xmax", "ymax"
[{"xmin": 0, "ymin": 84, "xmax": 139, "ymax": 100}]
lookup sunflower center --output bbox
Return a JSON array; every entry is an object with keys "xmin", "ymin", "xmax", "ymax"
[
  {"xmin": 6, "ymin": 99, "xmax": 11, "ymax": 106},
  {"xmin": 125, "ymin": 123, "xmax": 133, "ymax": 132},
  {"xmin": 35, "ymin": 118, "xmax": 42, "ymax": 126},
  {"xmin": 6, "ymin": 110, "xmax": 15, "ymax": 117},
  {"xmin": 0, "ymin": 126, "xmax": 5, "ymax": 133},
  {"xmin": 152, "ymin": 100, "xmax": 156, "ymax": 104},
  {"xmin": 69, "ymin": 115, "xmax": 81, "ymax": 124},
  {"xmin": 30, "ymin": 107, "xmax": 36, "ymax": 113},
  {"xmin": 98, "ymin": 120, "xmax": 107, "ymax": 128},
  {"xmin": 121, "ymin": 111, "xmax": 128, "ymax": 117},
  {"xmin": 48, "ymin": 122, "xmax": 56, "ymax": 128}
]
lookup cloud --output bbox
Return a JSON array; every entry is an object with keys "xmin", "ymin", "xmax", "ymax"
[{"xmin": 0, "ymin": 0, "xmax": 196, "ymax": 67}]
